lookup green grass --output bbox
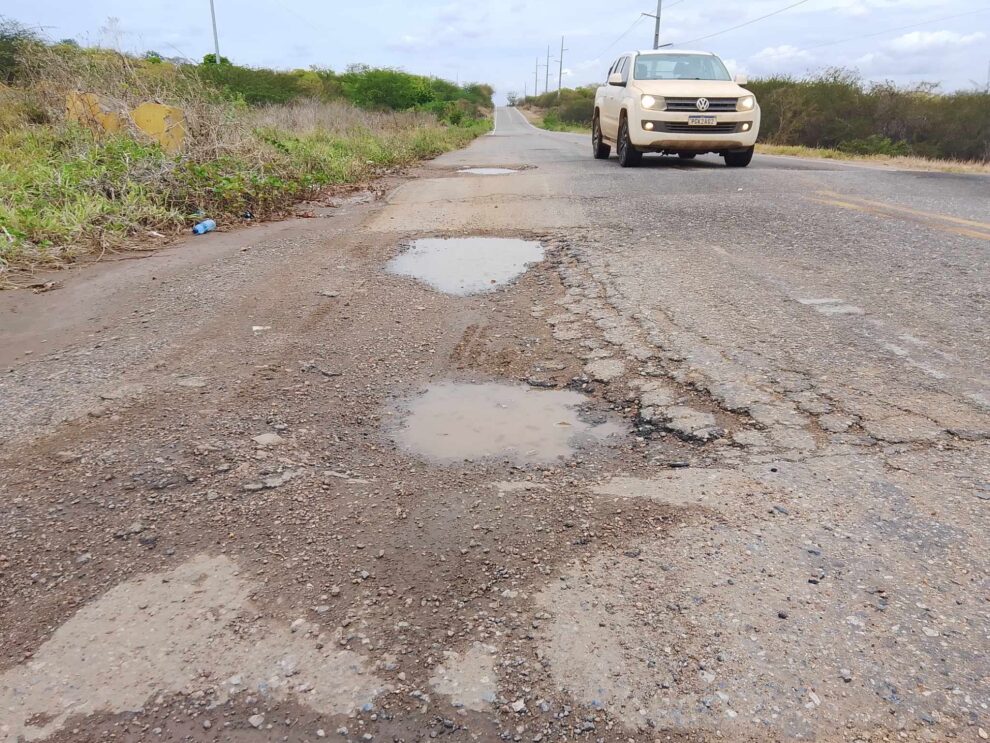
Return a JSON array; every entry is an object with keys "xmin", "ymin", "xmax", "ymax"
[{"xmin": 0, "ymin": 110, "xmax": 489, "ymax": 284}]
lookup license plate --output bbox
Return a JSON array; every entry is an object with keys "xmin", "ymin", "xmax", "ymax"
[{"xmin": 688, "ymin": 115, "xmax": 717, "ymax": 126}]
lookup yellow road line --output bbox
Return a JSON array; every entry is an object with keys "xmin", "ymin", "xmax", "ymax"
[
  {"xmin": 810, "ymin": 193, "xmax": 990, "ymax": 242},
  {"xmin": 816, "ymin": 190, "xmax": 990, "ymax": 231}
]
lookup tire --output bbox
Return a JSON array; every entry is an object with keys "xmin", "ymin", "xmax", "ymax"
[
  {"xmin": 678, "ymin": 153, "xmax": 697, "ymax": 160},
  {"xmin": 592, "ymin": 114, "xmax": 611, "ymax": 159},
  {"xmin": 617, "ymin": 115, "xmax": 642, "ymax": 168},
  {"xmin": 724, "ymin": 147, "xmax": 754, "ymax": 168}
]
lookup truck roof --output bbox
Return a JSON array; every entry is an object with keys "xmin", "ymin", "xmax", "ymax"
[{"xmin": 622, "ymin": 49, "xmax": 717, "ymax": 56}]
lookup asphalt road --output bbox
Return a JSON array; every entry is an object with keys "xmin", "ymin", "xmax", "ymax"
[{"xmin": 1, "ymin": 107, "xmax": 988, "ymax": 743}]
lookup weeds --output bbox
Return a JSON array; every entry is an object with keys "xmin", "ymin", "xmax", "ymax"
[{"xmin": 0, "ymin": 40, "xmax": 490, "ymax": 286}]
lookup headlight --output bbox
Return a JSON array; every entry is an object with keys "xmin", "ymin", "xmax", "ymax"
[
  {"xmin": 641, "ymin": 94, "xmax": 665, "ymax": 111},
  {"xmin": 737, "ymin": 95, "xmax": 755, "ymax": 111}
]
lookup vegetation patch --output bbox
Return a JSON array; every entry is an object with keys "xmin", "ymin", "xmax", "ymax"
[
  {"xmin": 517, "ymin": 70, "xmax": 989, "ymax": 164},
  {"xmin": 0, "ymin": 22, "xmax": 492, "ymax": 286}
]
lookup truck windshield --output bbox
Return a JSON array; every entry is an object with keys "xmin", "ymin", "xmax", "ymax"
[{"xmin": 633, "ymin": 53, "xmax": 731, "ymax": 81}]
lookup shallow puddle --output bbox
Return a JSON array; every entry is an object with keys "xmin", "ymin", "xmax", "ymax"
[
  {"xmin": 391, "ymin": 381, "xmax": 624, "ymax": 465},
  {"xmin": 458, "ymin": 167, "xmax": 518, "ymax": 175},
  {"xmin": 387, "ymin": 237, "xmax": 544, "ymax": 296}
]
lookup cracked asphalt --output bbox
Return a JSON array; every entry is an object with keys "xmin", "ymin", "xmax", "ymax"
[{"xmin": 0, "ymin": 107, "xmax": 988, "ymax": 743}]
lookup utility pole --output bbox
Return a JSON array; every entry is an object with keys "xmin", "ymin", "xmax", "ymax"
[
  {"xmin": 545, "ymin": 45, "xmax": 551, "ymax": 94},
  {"xmin": 209, "ymin": 0, "xmax": 221, "ymax": 63},
  {"xmin": 556, "ymin": 36, "xmax": 568, "ymax": 98},
  {"xmin": 534, "ymin": 57, "xmax": 540, "ymax": 98},
  {"xmin": 642, "ymin": 0, "xmax": 663, "ymax": 49}
]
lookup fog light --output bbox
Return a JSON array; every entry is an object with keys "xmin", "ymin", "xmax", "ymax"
[
  {"xmin": 741, "ymin": 122, "xmax": 751, "ymax": 132},
  {"xmin": 644, "ymin": 121, "xmax": 654, "ymax": 130}
]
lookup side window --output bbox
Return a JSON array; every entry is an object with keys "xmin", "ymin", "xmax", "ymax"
[
  {"xmin": 619, "ymin": 57, "xmax": 631, "ymax": 83},
  {"xmin": 607, "ymin": 59, "xmax": 619, "ymax": 81}
]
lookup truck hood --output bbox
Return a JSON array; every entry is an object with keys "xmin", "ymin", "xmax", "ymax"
[{"xmin": 631, "ymin": 79, "xmax": 750, "ymax": 98}]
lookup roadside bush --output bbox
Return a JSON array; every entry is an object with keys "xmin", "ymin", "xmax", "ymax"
[
  {"xmin": 837, "ymin": 135, "xmax": 910, "ymax": 157},
  {"xmin": 0, "ymin": 42, "xmax": 491, "ymax": 284},
  {"xmin": 748, "ymin": 69, "xmax": 990, "ymax": 162}
]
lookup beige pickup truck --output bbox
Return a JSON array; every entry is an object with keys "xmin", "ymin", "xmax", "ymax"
[{"xmin": 593, "ymin": 49, "xmax": 760, "ymax": 167}]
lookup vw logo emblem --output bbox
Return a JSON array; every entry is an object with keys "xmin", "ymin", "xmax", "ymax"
[{"xmin": 696, "ymin": 97, "xmax": 710, "ymax": 112}]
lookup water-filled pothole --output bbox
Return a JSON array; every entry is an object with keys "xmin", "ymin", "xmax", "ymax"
[
  {"xmin": 391, "ymin": 382, "xmax": 625, "ymax": 465},
  {"xmin": 458, "ymin": 167, "xmax": 518, "ymax": 175},
  {"xmin": 386, "ymin": 237, "xmax": 544, "ymax": 296}
]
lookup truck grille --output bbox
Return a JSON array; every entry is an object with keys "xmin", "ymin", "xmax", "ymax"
[
  {"xmin": 653, "ymin": 122, "xmax": 741, "ymax": 133},
  {"xmin": 664, "ymin": 97, "xmax": 738, "ymax": 112}
]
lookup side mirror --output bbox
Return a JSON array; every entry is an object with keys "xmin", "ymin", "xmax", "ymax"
[
  {"xmin": 608, "ymin": 72, "xmax": 625, "ymax": 86},
  {"xmin": 734, "ymin": 74, "xmax": 748, "ymax": 85}
]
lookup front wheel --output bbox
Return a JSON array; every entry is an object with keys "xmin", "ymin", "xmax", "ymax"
[
  {"xmin": 592, "ymin": 114, "xmax": 611, "ymax": 159},
  {"xmin": 617, "ymin": 116, "xmax": 642, "ymax": 168},
  {"xmin": 724, "ymin": 147, "xmax": 754, "ymax": 168}
]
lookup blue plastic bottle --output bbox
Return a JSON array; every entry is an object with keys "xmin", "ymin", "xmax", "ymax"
[{"xmin": 192, "ymin": 219, "xmax": 216, "ymax": 235}]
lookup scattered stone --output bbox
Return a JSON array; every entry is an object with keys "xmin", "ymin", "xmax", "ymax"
[
  {"xmin": 54, "ymin": 451, "xmax": 82, "ymax": 464},
  {"xmin": 511, "ymin": 699, "xmax": 527, "ymax": 713},
  {"xmin": 248, "ymin": 714, "xmax": 265, "ymax": 728},
  {"xmin": 252, "ymin": 433, "xmax": 285, "ymax": 447}
]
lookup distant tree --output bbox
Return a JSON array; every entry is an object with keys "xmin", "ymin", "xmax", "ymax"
[
  {"xmin": 143, "ymin": 50, "xmax": 163, "ymax": 64},
  {"xmin": 58, "ymin": 38, "xmax": 80, "ymax": 47},
  {"xmin": 202, "ymin": 52, "xmax": 232, "ymax": 66}
]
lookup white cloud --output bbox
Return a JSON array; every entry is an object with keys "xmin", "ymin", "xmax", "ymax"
[
  {"xmin": 886, "ymin": 30, "xmax": 986, "ymax": 53},
  {"xmin": 751, "ymin": 45, "xmax": 813, "ymax": 64}
]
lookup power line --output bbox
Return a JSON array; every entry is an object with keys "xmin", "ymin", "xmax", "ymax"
[
  {"xmin": 803, "ymin": 7, "xmax": 990, "ymax": 51},
  {"xmin": 596, "ymin": 15, "xmax": 649, "ymax": 59},
  {"xmin": 675, "ymin": 0, "xmax": 813, "ymax": 46}
]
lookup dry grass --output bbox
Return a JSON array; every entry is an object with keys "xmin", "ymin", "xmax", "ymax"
[
  {"xmin": 0, "ymin": 47, "xmax": 488, "ymax": 287},
  {"xmin": 756, "ymin": 144, "xmax": 990, "ymax": 175}
]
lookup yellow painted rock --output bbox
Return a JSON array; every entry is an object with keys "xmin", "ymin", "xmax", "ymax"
[{"xmin": 131, "ymin": 102, "xmax": 187, "ymax": 154}]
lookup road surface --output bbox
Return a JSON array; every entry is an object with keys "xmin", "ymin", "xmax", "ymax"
[{"xmin": 1, "ymin": 107, "xmax": 988, "ymax": 743}]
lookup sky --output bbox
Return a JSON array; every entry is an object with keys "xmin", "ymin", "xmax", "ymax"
[{"xmin": 6, "ymin": 0, "xmax": 989, "ymax": 99}]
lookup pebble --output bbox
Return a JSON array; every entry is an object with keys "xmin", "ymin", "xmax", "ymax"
[
  {"xmin": 252, "ymin": 433, "xmax": 285, "ymax": 447},
  {"xmin": 248, "ymin": 714, "xmax": 265, "ymax": 728}
]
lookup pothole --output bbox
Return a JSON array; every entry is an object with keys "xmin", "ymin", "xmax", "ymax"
[
  {"xmin": 457, "ymin": 167, "xmax": 518, "ymax": 175},
  {"xmin": 386, "ymin": 237, "xmax": 544, "ymax": 296},
  {"xmin": 389, "ymin": 381, "xmax": 625, "ymax": 465}
]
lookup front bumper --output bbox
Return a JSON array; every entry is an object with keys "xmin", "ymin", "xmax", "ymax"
[{"xmin": 629, "ymin": 106, "xmax": 760, "ymax": 151}]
